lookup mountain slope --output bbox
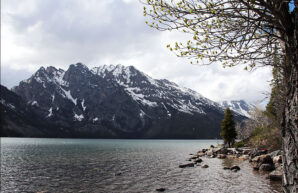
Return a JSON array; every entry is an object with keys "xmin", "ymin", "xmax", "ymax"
[
  {"xmin": 0, "ymin": 85, "xmax": 66, "ymax": 137},
  {"xmin": 9, "ymin": 63, "xmax": 246, "ymax": 138}
]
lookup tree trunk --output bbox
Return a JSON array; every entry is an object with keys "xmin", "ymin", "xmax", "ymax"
[
  {"xmin": 282, "ymin": 63, "xmax": 298, "ymax": 193},
  {"xmin": 282, "ymin": 9, "xmax": 298, "ymax": 190}
]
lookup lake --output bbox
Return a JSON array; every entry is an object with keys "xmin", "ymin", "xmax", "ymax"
[{"xmin": 1, "ymin": 138, "xmax": 281, "ymax": 192}]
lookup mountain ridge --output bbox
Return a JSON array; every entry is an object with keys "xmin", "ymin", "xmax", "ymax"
[{"xmin": 3, "ymin": 63, "xmax": 247, "ymax": 138}]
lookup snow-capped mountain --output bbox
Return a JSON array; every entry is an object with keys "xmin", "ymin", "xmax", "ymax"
[
  {"xmin": 6, "ymin": 63, "xmax": 246, "ymax": 138},
  {"xmin": 220, "ymin": 100, "xmax": 254, "ymax": 117},
  {"xmin": 91, "ymin": 64, "xmax": 221, "ymax": 115}
]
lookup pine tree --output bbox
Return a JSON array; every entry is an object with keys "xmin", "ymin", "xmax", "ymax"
[{"xmin": 220, "ymin": 108, "xmax": 237, "ymax": 148}]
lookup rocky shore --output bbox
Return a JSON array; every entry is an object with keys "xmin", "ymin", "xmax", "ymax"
[{"xmin": 179, "ymin": 145, "xmax": 283, "ymax": 181}]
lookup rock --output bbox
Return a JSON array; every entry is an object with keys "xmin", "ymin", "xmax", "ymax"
[
  {"xmin": 232, "ymin": 169, "xmax": 238, "ymax": 172},
  {"xmin": 269, "ymin": 150, "xmax": 282, "ymax": 158},
  {"xmin": 238, "ymin": 155, "xmax": 249, "ymax": 161},
  {"xmin": 210, "ymin": 145, "xmax": 215, "ymax": 148},
  {"xmin": 273, "ymin": 155, "xmax": 282, "ymax": 164},
  {"xmin": 252, "ymin": 154, "xmax": 273, "ymax": 164},
  {"xmin": 252, "ymin": 162, "xmax": 260, "ymax": 170},
  {"xmin": 201, "ymin": 164, "xmax": 209, "ymax": 168},
  {"xmin": 231, "ymin": 165, "xmax": 240, "ymax": 171},
  {"xmin": 190, "ymin": 155, "xmax": 199, "ymax": 160},
  {"xmin": 259, "ymin": 163, "xmax": 275, "ymax": 171},
  {"xmin": 249, "ymin": 148, "xmax": 268, "ymax": 158},
  {"xmin": 115, "ymin": 172, "xmax": 122, "ymax": 176},
  {"xmin": 242, "ymin": 149, "xmax": 251, "ymax": 155},
  {"xmin": 210, "ymin": 155, "xmax": 216, "ymax": 158},
  {"xmin": 206, "ymin": 150, "xmax": 213, "ymax": 156},
  {"xmin": 226, "ymin": 155, "xmax": 236, "ymax": 159},
  {"xmin": 217, "ymin": 154, "xmax": 227, "ymax": 159},
  {"xmin": 179, "ymin": 163, "xmax": 195, "ymax": 168},
  {"xmin": 189, "ymin": 153, "xmax": 193, "ymax": 155},
  {"xmin": 268, "ymin": 167, "xmax": 282, "ymax": 181},
  {"xmin": 194, "ymin": 158, "xmax": 203, "ymax": 163},
  {"xmin": 197, "ymin": 152, "xmax": 205, "ymax": 157},
  {"xmin": 223, "ymin": 167, "xmax": 231, "ymax": 170},
  {"xmin": 156, "ymin": 188, "xmax": 166, "ymax": 192},
  {"xmin": 215, "ymin": 147, "xmax": 228, "ymax": 155},
  {"xmin": 227, "ymin": 148, "xmax": 237, "ymax": 154},
  {"xmin": 251, "ymin": 154, "xmax": 273, "ymax": 170}
]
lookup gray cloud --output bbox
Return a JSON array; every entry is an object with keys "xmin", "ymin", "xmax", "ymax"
[{"xmin": 1, "ymin": 0, "xmax": 272, "ymax": 104}]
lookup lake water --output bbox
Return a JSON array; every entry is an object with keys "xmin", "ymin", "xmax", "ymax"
[{"xmin": 1, "ymin": 138, "xmax": 281, "ymax": 193}]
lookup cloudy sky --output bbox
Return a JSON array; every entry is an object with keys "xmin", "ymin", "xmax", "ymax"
[{"xmin": 1, "ymin": 0, "xmax": 272, "ymax": 104}]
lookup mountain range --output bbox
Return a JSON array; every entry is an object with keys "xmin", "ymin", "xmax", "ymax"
[{"xmin": 1, "ymin": 63, "xmax": 249, "ymax": 138}]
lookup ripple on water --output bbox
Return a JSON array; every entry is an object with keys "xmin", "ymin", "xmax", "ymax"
[{"xmin": 1, "ymin": 138, "xmax": 281, "ymax": 193}]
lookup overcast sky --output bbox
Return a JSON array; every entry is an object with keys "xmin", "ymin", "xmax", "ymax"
[{"xmin": 1, "ymin": 0, "xmax": 272, "ymax": 104}]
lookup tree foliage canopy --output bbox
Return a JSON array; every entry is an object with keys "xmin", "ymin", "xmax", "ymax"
[
  {"xmin": 221, "ymin": 108, "xmax": 237, "ymax": 147},
  {"xmin": 143, "ymin": 0, "xmax": 295, "ymax": 71}
]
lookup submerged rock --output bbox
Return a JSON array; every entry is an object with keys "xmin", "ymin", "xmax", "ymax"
[
  {"xmin": 231, "ymin": 165, "xmax": 240, "ymax": 171},
  {"xmin": 156, "ymin": 188, "xmax": 166, "ymax": 192},
  {"xmin": 179, "ymin": 163, "xmax": 194, "ymax": 168},
  {"xmin": 190, "ymin": 155, "xmax": 199, "ymax": 160},
  {"xmin": 194, "ymin": 158, "xmax": 203, "ymax": 163}
]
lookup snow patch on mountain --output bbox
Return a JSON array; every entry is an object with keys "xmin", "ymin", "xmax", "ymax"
[
  {"xmin": 220, "ymin": 100, "xmax": 254, "ymax": 117},
  {"xmin": 47, "ymin": 107, "xmax": 53, "ymax": 117},
  {"xmin": 61, "ymin": 88, "xmax": 77, "ymax": 105},
  {"xmin": 74, "ymin": 113, "xmax": 84, "ymax": 121},
  {"xmin": 31, "ymin": 101, "xmax": 39, "ymax": 106},
  {"xmin": 81, "ymin": 99, "xmax": 87, "ymax": 111},
  {"xmin": 1, "ymin": 99, "xmax": 16, "ymax": 109}
]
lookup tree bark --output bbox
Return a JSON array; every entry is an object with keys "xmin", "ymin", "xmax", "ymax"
[
  {"xmin": 282, "ymin": 8, "xmax": 298, "ymax": 191},
  {"xmin": 282, "ymin": 63, "xmax": 298, "ymax": 193}
]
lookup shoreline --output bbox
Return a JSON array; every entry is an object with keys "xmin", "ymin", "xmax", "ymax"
[{"xmin": 183, "ymin": 144, "xmax": 283, "ymax": 180}]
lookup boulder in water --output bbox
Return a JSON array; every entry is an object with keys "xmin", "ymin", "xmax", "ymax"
[
  {"xmin": 179, "ymin": 163, "xmax": 194, "ymax": 168},
  {"xmin": 231, "ymin": 165, "xmax": 240, "ymax": 171},
  {"xmin": 156, "ymin": 188, "xmax": 166, "ymax": 192}
]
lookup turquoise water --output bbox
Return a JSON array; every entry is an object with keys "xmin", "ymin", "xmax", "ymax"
[{"xmin": 1, "ymin": 138, "xmax": 281, "ymax": 192}]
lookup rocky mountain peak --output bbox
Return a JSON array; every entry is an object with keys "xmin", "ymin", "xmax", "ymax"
[{"xmin": 8, "ymin": 63, "xmax": 247, "ymax": 139}]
